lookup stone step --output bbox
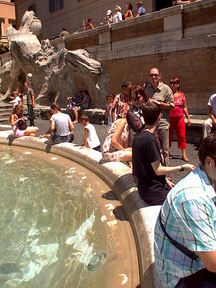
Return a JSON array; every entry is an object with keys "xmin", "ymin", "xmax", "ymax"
[
  {"xmin": 0, "ymin": 118, "xmax": 10, "ymax": 124},
  {"xmin": 0, "ymin": 111, "xmax": 11, "ymax": 117}
]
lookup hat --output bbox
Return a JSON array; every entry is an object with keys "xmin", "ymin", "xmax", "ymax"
[
  {"xmin": 106, "ymin": 9, "xmax": 112, "ymax": 16},
  {"xmin": 115, "ymin": 5, "xmax": 121, "ymax": 11}
]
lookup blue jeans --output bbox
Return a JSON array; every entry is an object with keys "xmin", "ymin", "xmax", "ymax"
[
  {"xmin": 51, "ymin": 134, "xmax": 74, "ymax": 144},
  {"xmin": 27, "ymin": 104, "xmax": 34, "ymax": 126}
]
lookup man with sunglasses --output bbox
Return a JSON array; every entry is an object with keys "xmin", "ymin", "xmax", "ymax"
[{"xmin": 145, "ymin": 67, "xmax": 174, "ymax": 166}]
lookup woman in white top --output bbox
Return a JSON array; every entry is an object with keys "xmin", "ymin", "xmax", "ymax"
[{"xmin": 113, "ymin": 5, "xmax": 122, "ymax": 23}]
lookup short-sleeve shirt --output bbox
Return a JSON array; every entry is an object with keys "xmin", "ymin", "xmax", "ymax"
[
  {"xmin": 25, "ymin": 87, "xmax": 34, "ymax": 105},
  {"xmin": 85, "ymin": 123, "xmax": 100, "ymax": 149},
  {"xmin": 138, "ymin": 6, "xmax": 147, "ymax": 15},
  {"xmin": 208, "ymin": 93, "xmax": 216, "ymax": 115},
  {"xmin": 132, "ymin": 130, "xmax": 168, "ymax": 204},
  {"xmin": 154, "ymin": 165, "xmax": 216, "ymax": 288},
  {"xmin": 113, "ymin": 12, "xmax": 122, "ymax": 23},
  {"xmin": 50, "ymin": 112, "xmax": 71, "ymax": 136},
  {"xmin": 145, "ymin": 82, "xmax": 174, "ymax": 128}
]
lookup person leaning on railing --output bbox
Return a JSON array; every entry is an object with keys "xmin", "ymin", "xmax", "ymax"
[{"xmin": 173, "ymin": 0, "xmax": 197, "ymax": 5}]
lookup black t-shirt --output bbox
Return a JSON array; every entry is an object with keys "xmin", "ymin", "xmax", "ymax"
[{"xmin": 132, "ymin": 130, "xmax": 169, "ymax": 205}]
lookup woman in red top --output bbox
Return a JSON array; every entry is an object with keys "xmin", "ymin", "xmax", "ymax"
[
  {"xmin": 124, "ymin": 2, "xmax": 133, "ymax": 20},
  {"xmin": 169, "ymin": 77, "xmax": 191, "ymax": 162}
]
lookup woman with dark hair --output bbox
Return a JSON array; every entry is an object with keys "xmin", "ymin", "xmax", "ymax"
[
  {"xmin": 126, "ymin": 85, "xmax": 147, "ymax": 133},
  {"xmin": 169, "ymin": 77, "xmax": 191, "ymax": 162},
  {"xmin": 155, "ymin": 133, "xmax": 216, "ymax": 288},
  {"xmin": 124, "ymin": 2, "xmax": 133, "ymax": 20},
  {"xmin": 102, "ymin": 118, "xmax": 132, "ymax": 162},
  {"xmin": 10, "ymin": 104, "xmax": 38, "ymax": 137}
]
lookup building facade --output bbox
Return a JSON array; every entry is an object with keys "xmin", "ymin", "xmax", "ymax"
[
  {"xmin": 0, "ymin": 0, "xmax": 16, "ymax": 53},
  {"xmin": 14, "ymin": 0, "xmax": 173, "ymax": 39}
]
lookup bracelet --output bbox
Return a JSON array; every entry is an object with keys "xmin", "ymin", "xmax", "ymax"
[{"xmin": 180, "ymin": 165, "xmax": 184, "ymax": 172}]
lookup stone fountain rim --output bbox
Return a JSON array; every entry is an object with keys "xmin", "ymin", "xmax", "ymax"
[{"xmin": 0, "ymin": 129, "xmax": 160, "ymax": 288}]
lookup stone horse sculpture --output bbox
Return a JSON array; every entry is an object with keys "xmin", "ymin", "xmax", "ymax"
[{"xmin": 0, "ymin": 11, "xmax": 109, "ymax": 107}]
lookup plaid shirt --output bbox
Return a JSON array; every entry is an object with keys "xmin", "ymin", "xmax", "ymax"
[{"xmin": 154, "ymin": 165, "xmax": 216, "ymax": 288}]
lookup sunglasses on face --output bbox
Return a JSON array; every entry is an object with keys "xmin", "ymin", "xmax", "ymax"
[
  {"xmin": 170, "ymin": 81, "xmax": 179, "ymax": 85},
  {"xmin": 150, "ymin": 74, "xmax": 159, "ymax": 77}
]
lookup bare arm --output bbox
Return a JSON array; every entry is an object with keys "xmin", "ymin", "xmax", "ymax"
[
  {"xmin": 183, "ymin": 96, "xmax": 191, "ymax": 126},
  {"xmin": 111, "ymin": 119, "xmax": 127, "ymax": 151},
  {"xmin": 50, "ymin": 119, "xmax": 55, "ymax": 133},
  {"xmin": 82, "ymin": 128, "xmax": 88, "ymax": 147},
  {"xmin": 10, "ymin": 114, "xmax": 23, "ymax": 126},
  {"xmin": 197, "ymin": 251, "xmax": 216, "ymax": 273},
  {"xmin": 69, "ymin": 119, "xmax": 74, "ymax": 133},
  {"xmin": 151, "ymin": 160, "xmax": 195, "ymax": 176}
]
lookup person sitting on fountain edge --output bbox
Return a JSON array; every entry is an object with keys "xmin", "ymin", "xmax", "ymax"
[{"xmin": 132, "ymin": 102, "xmax": 195, "ymax": 205}]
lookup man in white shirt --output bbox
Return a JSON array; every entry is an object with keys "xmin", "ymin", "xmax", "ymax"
[{"xmin": 203, "ymin": 93, "xmax": 216, "ymax": 138}]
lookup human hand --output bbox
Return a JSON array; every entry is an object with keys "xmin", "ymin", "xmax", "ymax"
[
  {"xmin": 182, "ymin": 164, "xmax": 196, "ymax": 171},
  {"xmin": 187, "ymin": 119, "xmax": 191, "ymax": 127},
  {"xmin": 166, "ymin": 177, "xmax": 175, "ymax": 189},
  {"xmin": 150, "ymin": 98, "xmax": 160, "ymax": 105}
]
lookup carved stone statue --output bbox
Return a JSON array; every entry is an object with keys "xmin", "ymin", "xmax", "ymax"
[{"xmin": 0, "ymin": 11, "xmax": 109, "ymax": 108}]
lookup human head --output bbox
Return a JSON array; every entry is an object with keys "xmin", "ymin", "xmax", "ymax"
[
  {"xmin": 126, "ymin": 2, "xmax": 133, "ymax": 10},
  {"xmin": 198, "ymin": 133, "xmax": 216, "ymax": 186},
  {"xmin": 142, "ymin": 101, "xmax": 161, "ymax": 125},
  {"xmin": 62, "ymin": 27, "xmax": 67, "ymax": 31},
  {"xmin": 149, "ymin": 67, "xmax": 161, "ymax": 88},
  {"xmin": 136, "ymin": 1, "xmax": 143, "ymax": 8},
  {"xmin": 13, "ymin": 89, "xmax": 19, "ymax": 97},
  {"xmin": 80, "ymin": 112, "xmax": 89, "ymax": 125},
  {"xmin": 107, "ymin": 9, "xmax": 112, "ymax": 16},
  {"xmin": 24, "ymin": 81, "xmax": 29, "ymax": 89},
  {"xmin": 131, "ymin": 85, "xmax": 147, "ymax": 108},
  {"xmin": 50, "ymin": 103, "xmax": 61, "ymax": 113},
  {"xmin": 13, "ymin": 104, "xmax": 23, "ymax": 116},
  {"xmin": 122, "ymin": 81, "xmax": 132, "ymax": 98},
  {"xmin": 87, "ymin": 18, "xmax": 93, "ymax": 24},
  {"xmin": 106, "ymin": 94, "xmax": 115, "ymax": 103},
  {"xmin": 115, "ymin": 5, "xmax": 121, "ymax": 12},
  {"xmin": 170, "ymin": 77, "xmax": 180, "ymax": 93}
]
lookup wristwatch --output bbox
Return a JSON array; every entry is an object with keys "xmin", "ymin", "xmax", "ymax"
[{"xmin": 180, "ymin": 165, "xmax": 184, "ymax": 172}]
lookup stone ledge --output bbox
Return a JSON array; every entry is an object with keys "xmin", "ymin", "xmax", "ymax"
[{"xmin": 0, "ymin": 130, "xmax": 161, "ymax": 288}]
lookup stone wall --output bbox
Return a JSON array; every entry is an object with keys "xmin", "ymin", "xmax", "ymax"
[
  {"xmin": 15, "ymin": 0, "xmax": 154, "ymax": 39},
  {"xmin": 63, "ymin": 0, "xmax": 216, "ymax": 114}
]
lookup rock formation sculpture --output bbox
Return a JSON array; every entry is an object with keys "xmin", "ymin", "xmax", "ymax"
[{"xmin": 0, "ymin": 11, "xmax": 109, "ymax": 108}]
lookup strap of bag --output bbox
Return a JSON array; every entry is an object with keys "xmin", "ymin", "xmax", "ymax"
[{"xmin": 159, "ymin": 210, "xmax": 199, "ymax": 262}]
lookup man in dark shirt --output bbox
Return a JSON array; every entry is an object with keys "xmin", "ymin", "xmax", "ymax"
[
  {"xmin": 23, "ymin": 81, "xmax": 35, "ymax": 126},
  {"xmin": 132, "ymin": 102, "xmax": 194, "ymax": 205}
]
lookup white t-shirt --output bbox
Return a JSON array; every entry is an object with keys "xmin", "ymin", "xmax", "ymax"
[
  {"xmin": 85, "ymin": 123, "xmax": 100, "ymax": 149},
  {"xmin": 10, "ymin": 96, "xmax": 21, "ymax": 107},
  {"xmin": 113, "ymin": 12, "xmax": 122, "ymax": 23},
  {"xmin": 50, "ymin": 112, "xmax": 71, "ymax": 136},
  {"xmin": 208, "ymin": 93, "xmax": 216, "ymax": 115}
]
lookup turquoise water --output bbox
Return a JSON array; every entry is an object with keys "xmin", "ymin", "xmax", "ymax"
[{"xmin": 0, "ymin": 148, "xmax": 109, "ymax": 288}]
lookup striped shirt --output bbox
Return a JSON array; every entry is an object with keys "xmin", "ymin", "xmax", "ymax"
[{"xmin": 154, "ymin": 165, "xmax": 216, "ymax": 288}]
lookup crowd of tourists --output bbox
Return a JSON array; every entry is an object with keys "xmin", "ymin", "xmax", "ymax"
[
  {"xmin": 59, "ymin": 0, "xmax": 200, "ymax": 35},
  {"xmin": 8, "ymin": 65, "xmax": 216, "ymax": 287}
]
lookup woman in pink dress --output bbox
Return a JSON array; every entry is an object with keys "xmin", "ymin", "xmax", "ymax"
[
  {"xmin": 102, "ymin": 118, "xmax": 132, "ymax": 162},
  {"xmin": 169, "ymin": 77, "xmax": 191, "ymax": 162}
]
